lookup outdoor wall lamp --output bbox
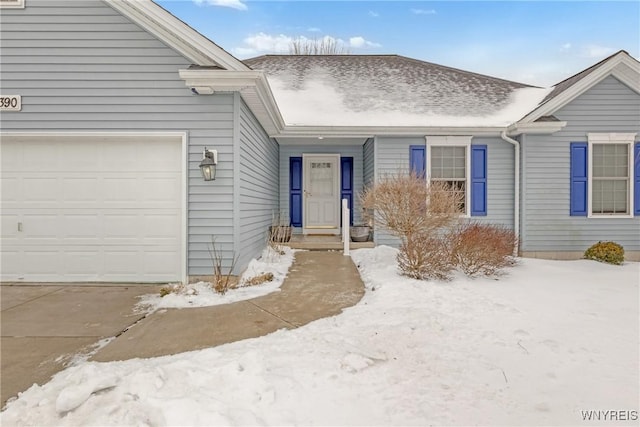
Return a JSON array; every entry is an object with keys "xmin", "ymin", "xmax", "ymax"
[{"xmin": 199, "ymin": 147, "xmax": 218, "ymax": 181}]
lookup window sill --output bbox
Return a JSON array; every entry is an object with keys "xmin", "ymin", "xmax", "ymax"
[{"xmin": 587, "ymin": 213, "xmax": 634, "ymax": 219}]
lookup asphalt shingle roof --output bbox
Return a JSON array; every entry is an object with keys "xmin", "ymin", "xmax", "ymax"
[{"xmin": 244, "ymin": 55, "xmax": 546, "ymax": 127}]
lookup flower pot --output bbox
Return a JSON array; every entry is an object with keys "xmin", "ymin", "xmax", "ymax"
[
  {"xmin": 350, "ymin": 226, "xmax": 371, "ymax": 242},
  {"xmin": 269, "ymin": 225, "xmax": 292, "ymax": 243}
]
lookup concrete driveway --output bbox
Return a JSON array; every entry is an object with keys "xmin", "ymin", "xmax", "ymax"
[{"xmin": 0, "ymin": 284, "xmax": 162, "ymax": 407}]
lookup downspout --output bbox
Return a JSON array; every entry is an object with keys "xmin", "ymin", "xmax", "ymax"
[{"xmin": 500, "ymin": 131, "xmax": 520, "ymax": 256}]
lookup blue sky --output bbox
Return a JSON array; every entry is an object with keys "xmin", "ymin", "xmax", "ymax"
[{"xmin": 157, "ymin": 0, "xmax": 639, "ymax": 86}]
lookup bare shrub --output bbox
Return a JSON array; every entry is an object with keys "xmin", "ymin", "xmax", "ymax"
[
  {"xmin": 240, "ymin": 272, "xmax": 274, "ymax": 288},
  {"xmin": 360, "ymin": 171, "xmax": 463, "ymax": 280},
  {"xmin": 360, "ymin": 172, "xmax": 462, "ymax": 239},
  {"xmin": 398, "ymin": 233, "xmax": 454, "ymax": 281},
  {"xmin": 289, "ymin": 37, "xmax": 350, "ymax": 55},
  {"xmin": 267, "ymin": 210, "xmax": 290, "ymax": 258},
  {"xmin": 209, "ymin": 236, "xmax": 238, "ymax": 295},
  {"xmin": 448, "ymin": 222, "xmax": 517, "ymax": 277}
]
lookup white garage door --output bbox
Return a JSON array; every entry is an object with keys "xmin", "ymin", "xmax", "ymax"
[{"xmin": 1, "ymin": 134, "xmax": 184, "ymax": 283}]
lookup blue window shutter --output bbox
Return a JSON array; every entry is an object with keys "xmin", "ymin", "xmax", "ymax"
[
  {"xmin": 290, "ymin": 157, "xmax": 302, "ymax": 227},
  {"xmin": 570, "ymin": 142, "xmax": 588, "ymax": 216},
  {"xmin": 634, "ymin": 143, "xmax": 640, "ymax": 216},
  {"xmin": 470, "ymin": 145, "xmax": 487, "ymax": 216},
  {"xmin": 409, "ymin": 145, "xmax": 426, "ymax": 178},
  {"xmin": 340, "ymin": 157, "xmax": 354, "ymax": 226}
]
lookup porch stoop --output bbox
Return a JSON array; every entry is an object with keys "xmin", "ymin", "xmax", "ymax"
[{"xmin": 284, "ymin": 234, "xmax": 375, "ymax": 250}]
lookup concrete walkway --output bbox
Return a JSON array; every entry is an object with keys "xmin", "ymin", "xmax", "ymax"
[
  {"xmin": 93, "ymin": 251, "xmax": 364, "ymax": 361},
  {"xmin": 1, "ymin": 251, "xmax": 364, "ymax": 406}
]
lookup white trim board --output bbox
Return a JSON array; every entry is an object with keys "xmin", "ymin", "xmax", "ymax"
[{"xmin": 519, "ymin": 51, "xmax": 640, "ymax": 124}]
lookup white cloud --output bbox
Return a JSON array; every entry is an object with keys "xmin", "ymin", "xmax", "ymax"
[
  {"xmin": 349, "ymin": 36, "xmax": 381, "ymax": 49},
  {"xmin": 238, "ymin": 32, "xmax": 294, "ymax": 54},
  {"xmin": 307, "ymin": 27, "xmax": 322, "ymax": 33},
  {"xmin": 193, "ymin": 0, "xmax": 247, "ymax": 11},
  {"xmin": 368, "ymin": 10, "xmax": 379, "ymax": 17},
  {"xmin": 582, "ymin": 44, "xmax": 615, "ymax": 58},
  {"xmin": 411, "ymin": 8, "xmax": 436, "ymax": 15},
  {"xmin": 560, "ymin": 43, "xmax": 572, "ymax": 51}
]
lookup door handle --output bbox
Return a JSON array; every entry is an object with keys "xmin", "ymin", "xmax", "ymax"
[{"xmin": 18, "ymin": 222, "xmax": 23, "ymax": 232}]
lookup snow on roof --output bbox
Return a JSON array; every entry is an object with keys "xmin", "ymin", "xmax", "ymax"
[{"xmin": 244, "ymin": 55, "xmax": 551, "ymax": 128}]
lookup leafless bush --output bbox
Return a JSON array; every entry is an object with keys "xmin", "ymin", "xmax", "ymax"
[
  {"xmin": 289, "ymin": 37, "xmax": 350, "ymax": 55},
  {"xmin": 209, "ymin": 236, "xmax": 238, "ymax": 295},
  {"xmin": 448, "ymin": 222, "xmax": 517, "ymax": 277},
  {"xmin": 360, "ymin": 171, "xmax": 463, "ymax": 280},
  {"xmin": 398, "ymin": 233, "xmax": 454, "ymax": 280},
  {"xmin": 361, "ymin": 172, "xmax": 462, "ymax": 239},
  {"xmin": 267, "ymin": 210, "xmax": 290, "ymax": 258},
  {"xmin": 240, "ymin": 272, "xmax": 274, "ymax": 288}
]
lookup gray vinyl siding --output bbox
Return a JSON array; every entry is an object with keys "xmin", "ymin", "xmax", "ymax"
[
  {"xmin": 472, "ymin": 137, "xmax": 515, "ymax": 229},
  {"xmin": 374, "ymin": 136, "xmax": 515, "ymax": 247},
  {"xmin": 0, "ymin": 0, "xmax": 237, "ymax": 277},
  {"xmin": 237, "ymin": 97, "xmax": 279, "ymax": 271},
  {"xmin": 363, "ymin": 138, "xmax": 375, "ymax": 188},
  {"xmin": 374, "ymin": 137, "xmax": 423, "ymax": 246},
  {"xmin": 279, "ymin": 145, "xmax": 364, "ymax": 231},
  {"xmin": 521, "ymin": 75, "xmax": 640, "ymax": 252}
]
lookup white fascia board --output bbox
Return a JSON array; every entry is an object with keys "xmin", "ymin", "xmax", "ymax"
[
  {"xmin": 106, "ymin": 0, "xmax": 249, "ymax": 71},
  {"xmin": 179, "ymin": 69, "xmax": 264, "ymax": 90},
  {"xmin": 251, "ymin": 73, "xmax": 287, "ymax": 130},
  {"xmin": 179, "ymin": 69, "xmax": 285, "ymax": 135},
  {"xmin": 507, "ymin": 121, "xmax": 567, "ymax": 135},
  {"xmin": 274, "ymin": 126, "xmax": 506, "ymax": 139},
  {"xmin": 519, "ymin": 53, "xmax": 640, "ymax": 124}
]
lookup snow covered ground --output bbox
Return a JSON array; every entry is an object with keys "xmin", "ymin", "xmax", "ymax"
[
  {"xmin": 137, "ymin": 246, "xmax": 295, "ymax": 312},
  {"xmin": 2, "ymin": 246, "xmax": 638, "ymax": 426}
]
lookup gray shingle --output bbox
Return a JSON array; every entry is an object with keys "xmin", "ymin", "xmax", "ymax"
[{"xmin": 244, "ymin": 55, "xmax": 537, "ymax": 121}]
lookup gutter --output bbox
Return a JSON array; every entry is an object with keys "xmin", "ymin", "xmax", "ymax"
[{"xmin": 500, "ymin": 131, "xmax": 520, "ymax": 256}]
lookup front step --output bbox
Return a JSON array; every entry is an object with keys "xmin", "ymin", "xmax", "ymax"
[{"xmin": 282, "ymin": 235, "xmax": 375, "ymax": 251}]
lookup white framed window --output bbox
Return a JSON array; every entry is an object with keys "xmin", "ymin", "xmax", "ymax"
[
  {"xmin": 426, "ymin": 136, "xmax": 471, "ymax": 216},
  {"xmin": 588, "ymin": 133, "xmax": 636, "ymax": 218},
  {"xmin": 0, "ymin": 0, "xmax": 25, "ymax": 9}
]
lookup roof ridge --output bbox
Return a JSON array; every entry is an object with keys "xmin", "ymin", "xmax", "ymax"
[
  {"xmin": 244, "ymin": 54, "xmax": 538, "ymax": 88},
  {"xmin": 394, "ymin": 55, "xmax": 538, "ymax": 88},
  {"xmin": 551, "ymin": 49, "xmax": 628, "ymax": 87}
]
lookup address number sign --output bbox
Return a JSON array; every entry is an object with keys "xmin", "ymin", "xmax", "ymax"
[{"xmin": 0, "ymin": 95, "xmax": 21, "ymax": 111}]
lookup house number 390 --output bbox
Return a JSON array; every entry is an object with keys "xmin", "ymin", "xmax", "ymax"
[{"xmin": 0, "ymin": 95, "xmax": 21, "ymax": 111}]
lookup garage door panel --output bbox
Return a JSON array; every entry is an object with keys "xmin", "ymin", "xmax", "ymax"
[
  {"xmin": 102, "ymin": 144, "xmax": 139, "ymax": 171},
  {"xmin": 0, "ymin": 143, "xmax": 23, "ymax": 171},
  {"xmin": 142, "ymin": 213, "xmax": 181, "ymax": 239},
  {"xmin": 63, "ymin": 214, "xmax": 101, "ymax": 239},
  {"xmin": 142, "ymin": 176, "xmax": 181, "ymax": 202},
  {"xmin": 22, "ymin": 214, "xmax": 59, "ymax": 239},
  {"xmin": 1, "ymin": 177, "xmax": 20, "ymax": 204},
  {"xmin": 143, "ymin": 251, "xmax": 181, "ymax": 275},
  {"xmin": 24, "ymin": 177, "xmax": 58, "ymax": 203},
  {"xmin": 1, "ymin": 135, "xmax": 183, "ymax": 283},
  {"xmin": 63, "ymin": 251, "xmax": 102, "ymax": 275},
  {"xmin": 103, "ymin": 177, "xmax": 139, "ymax": 202},
  {"xmin": 22, "ymin": 251, "xmax": 61, "ymax": 274},
  {"xmin": 104, "ymin": 251, "xmax": 140, "ymax": 275},
  {"xmin": 103, "ymin": 214, "xmax": 140, "ymax": 239},
  {"xmin": 64, "ymin": 143, "xmax": 102, "ymax": 172},
  {"xmin": 63, "ymin": 178, "xmax": 99, "ymax": 202},
  {"xmin": 0, "ymin": 251, "xmax": 21, "ymax": 274},
  {"xmin": 1, "ymin": 214, "xmax": 20, "ymax": 240}
]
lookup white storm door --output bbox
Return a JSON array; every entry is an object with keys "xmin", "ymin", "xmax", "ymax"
[{"xmin": 303, "ymin": 154, "xmax": 340, "ymax": 234}]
